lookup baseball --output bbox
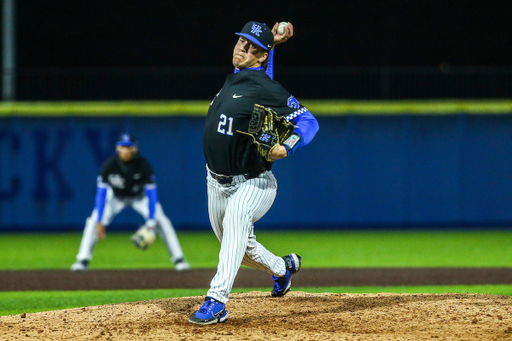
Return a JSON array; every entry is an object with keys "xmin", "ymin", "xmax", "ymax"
[{"xmin": 277, "ymin": 22, "xmax": 289, "ymax": 35}]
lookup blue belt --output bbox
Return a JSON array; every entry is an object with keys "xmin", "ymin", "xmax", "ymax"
[{"xmin": 209, "ymin": 171, "xmax": 259, "ymax": 184}]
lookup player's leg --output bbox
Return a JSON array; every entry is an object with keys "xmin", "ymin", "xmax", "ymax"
[
  {"xmin": 187, "ymin": 172, "xmax": 233, "ymax": 324},
  {"xmin": 240, "ymin": 172, "xmax": 301, "ymax": 297},
  {"xmin": 71, "ymin": 209, "xmax": 99, "ymax": 271},
  {"xmin": 241, "ymin": 234, "xmax": 287, "ymax": 276},
  {"xmin": 132, "ymin": 198, "xmax": 190, "ymax": 270},
  {"xmin": 206, "ymin": 176, "xmax": 229, "ymax": 243},
  {"xmin": 243, "ymin": 234, "xmax": 301, "ymax": 297},
  {"xmin": 155, "ymin": 204, "xmax": 190, "ymax": 270},
  {"xmin": 71, "ymin": 189, "xmax": 125, "ymax": 271},
  {"xmin": 240, "ymin": 171, "xmax": 287, "ymax": 276},
  {"xmin": 206, "ymin": 174, "xmax": 278, "ymax": 304}
]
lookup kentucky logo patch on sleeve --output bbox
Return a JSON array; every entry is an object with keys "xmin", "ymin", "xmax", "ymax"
[{"xmin": 283, "ymin": 134, "xmax": 301, "ymax": 150}]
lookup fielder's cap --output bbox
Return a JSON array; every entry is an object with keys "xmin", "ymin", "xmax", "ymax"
[
  {"xmin": 236, "ymin": 21, "xmax": 274, "ymax": 51},
  {"xmin": 116, "ymin": 133, "xmax": 137, "ymax": 147}
]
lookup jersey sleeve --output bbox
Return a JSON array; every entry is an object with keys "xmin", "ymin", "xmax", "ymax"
[
  {"xmin": 263, "ymin": 88, "xmax": 319, "ymax": 155},
  {"xmin": 265, "ymin": 49, "xmax": 275, "ymax": 80},
  {"xmin": 144, "ymin": 184, "xmax": 158, "ymax": 224},
  {"xmin": 141, "ymin": 158, "xmax": 157, "ymax": 224},
  {"xmin": 284, "ymin": 105, "xmax": 319, "ymax": 145},
  {"xmin": 95, "ymin": 177, "xmax": 108, "ymax": 223},
  {"xmin": 95, "ymin": 160, "xmax": 111, "ymax": 222}
]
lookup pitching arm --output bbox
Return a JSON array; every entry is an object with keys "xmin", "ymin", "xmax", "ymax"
[
  {"xmin": 267, "ymin": 22, "xmax": 294, "ymax": 80},
  {"xmin": 266, "ymin": 49, "xmax": 275, "ymax": 79}
]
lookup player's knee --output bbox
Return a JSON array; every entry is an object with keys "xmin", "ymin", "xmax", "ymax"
[{"xmin": 244, "ymin": 247, "xmax": 258, "ymax": 258}]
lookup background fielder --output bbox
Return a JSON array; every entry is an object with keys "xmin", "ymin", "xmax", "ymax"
[
  {"xmin": 71, "ymin": 134, "xmax": 190, "ymax": 271},
  {"xmin": 189, "ymin": 21, "xmax": 319, "ymax": 325}
]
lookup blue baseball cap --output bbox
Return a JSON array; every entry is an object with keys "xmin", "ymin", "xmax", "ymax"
[
  {"xmin": 116, "ymin": 133, "xmax": 137, "ymax": 147},
  {"xmin": 236, "ymin": 21, "xmax": 274, "ymax": 51}
]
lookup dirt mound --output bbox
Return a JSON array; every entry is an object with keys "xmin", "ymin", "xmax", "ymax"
[{"xmin": 1, "ymin": 291, "xmax": 511, "ymax": 340}]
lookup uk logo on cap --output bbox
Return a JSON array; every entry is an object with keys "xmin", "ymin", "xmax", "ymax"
[
  {"xmin": 236, "ymin": 21, "xmax": 274, "ymax": 51},
  {"xmin": 251, "ymin": 23, "xmax": 262, "ymax": 37}
]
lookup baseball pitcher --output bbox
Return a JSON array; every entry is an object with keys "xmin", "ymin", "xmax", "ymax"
[{"xmin": 189, "ymin": 21, "xmax": 319, "ymax": 325}]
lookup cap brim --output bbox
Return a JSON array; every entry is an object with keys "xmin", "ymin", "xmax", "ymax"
[
  {"xmin": 116, "ymin": 141, "xmax": 135, "ymax": 147},
  {"xmin": 235, "ymin": 33, "xmax": 270, "ymax": 50}
]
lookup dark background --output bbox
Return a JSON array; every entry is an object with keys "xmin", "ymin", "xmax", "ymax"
[
  {"xmin": 4, "ymin": 1, "xmax": 512, "ymax": 232},
  {"xmin": 5, "ymin": 0, "xmax": 512, "ymax": 100},
  {"xmin": 16, "ymin": 0, "xmax": 512, "ymax": 68}
]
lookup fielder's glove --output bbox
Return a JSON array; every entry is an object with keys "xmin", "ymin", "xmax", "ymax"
[
  {"xmin": 130, "ymin": 225, "xmax": 156, "ymax": 250},
  {"xmin": 237, "ymin": 104, "xmax": 295, "ymax": 161}
]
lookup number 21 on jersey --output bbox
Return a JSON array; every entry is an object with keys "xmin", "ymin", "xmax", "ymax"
[{"xmin": 217, "ymin": 114, "xmax": 234, "ymax": 136}]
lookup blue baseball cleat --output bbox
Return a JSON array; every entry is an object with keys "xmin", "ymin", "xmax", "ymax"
[
  {"xmin": 189, "ymin": 297, "xmax": 229, "ymax": 325},
  {"xmin": 271, "ymin": 253, "xmax": 302, "ymax": 297}
]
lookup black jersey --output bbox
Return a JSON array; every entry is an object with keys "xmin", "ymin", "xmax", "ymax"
[
  {"xmin": 98, "ymin": 154, "xmax": 155, "ymax": 198},
  {"xmin": 203, "ymin": 69, "xmax": 302, "ymax": 175}
]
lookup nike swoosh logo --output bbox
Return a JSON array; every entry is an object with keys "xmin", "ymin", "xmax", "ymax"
[{"xmin": 233, "ymin": 94, "xmax": 243, "ymax": 98}]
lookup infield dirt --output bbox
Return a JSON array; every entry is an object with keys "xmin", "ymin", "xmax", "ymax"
[
  {"xmin": 1, "ymin": 268, "xmax": 512, "ymax": 340},
  {"xmin": 1, "ymin": 291, "xmax": 512, "ymax": 340}
]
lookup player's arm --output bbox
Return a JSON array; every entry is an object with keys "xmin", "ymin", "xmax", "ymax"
[
  {"xmin": 266, "ymin": 22, "xmax": 294, "ymax": 80},
  {"xmin": 144, "ymin": 182, "xmax": 158, "ymax": 229},
  {"xmin": 269, "ymin": 104, "xmax": 319, "ymax": 160},
  {"xmin": 271, "ymin": 21, "xmax": 293, "ymax": 47},
  {"xmin": 284, "ymin": 108, "xmax": 319, "ymax": 154},
  {"xmin": 142, "ymin": 161, "xmax": 158, "ymax": 228},
  {"xmin": 94, "ymin": 176, "xmax": 109, "ymax": 239},
  {"xmin": 266, "ymin": 50, "xmax": 275, "ymax": 79}
]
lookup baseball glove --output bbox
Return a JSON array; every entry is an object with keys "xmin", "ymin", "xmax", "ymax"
[
  {"xmin": 130, "ymin": 225, "xmax": 156, "ymax": 250},
  {"xmin": 237, "ymin": 104, "xmax": 295, "ymax": 161}
]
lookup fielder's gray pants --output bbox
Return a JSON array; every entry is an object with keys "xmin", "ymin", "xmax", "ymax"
[{"xmin": 75, "ymin": 187, "xmax": 185, "ymax": 264}]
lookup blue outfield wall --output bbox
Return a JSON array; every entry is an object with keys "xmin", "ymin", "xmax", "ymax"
[{"xmin": 1, "ymin": 114, "xmax": 512, "ymax": 232}]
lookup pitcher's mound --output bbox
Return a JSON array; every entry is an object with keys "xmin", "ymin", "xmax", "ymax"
[{"xmin": 1, "ymin": 291, "xmax": 511, "ymax": 340}]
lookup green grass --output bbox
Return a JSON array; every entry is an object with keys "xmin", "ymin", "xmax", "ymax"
[
  {"xmin": 1, "ymin": 230, "xmax": 511, "ymax": 269},
  {"xmin": 1, "ymin": 285, "xmax": 511, "ymax": 316},
  {"xmin": 1, "ymin": 230, "xmax": 511, "ymax": 316},
  {"xmin": 260, "ymin": 230, "xmax": 512, "ymax": 268},
  {"xmin": 0, "ymin": 289, "xmax": 204, "ymax": 316}
]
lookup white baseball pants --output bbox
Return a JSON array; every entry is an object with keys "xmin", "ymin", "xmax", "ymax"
[{"xmin": 206, "ymin": 168, "xmax": 287, "ymax": 304}]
